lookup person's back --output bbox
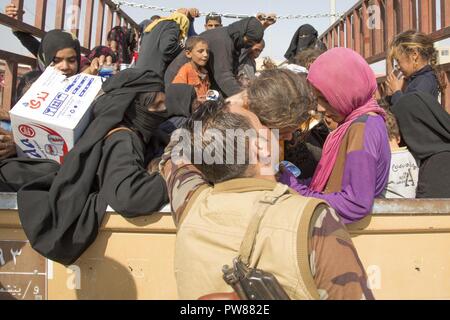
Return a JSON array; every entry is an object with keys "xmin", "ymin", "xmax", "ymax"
[
  {"xmin": 324, "ymin": 114, "xmax": 390, "ymax": 212},
  {"xmin": 382, "ymin": 111, "xmax": 418, "ymax": 198},
  {"xmin": 384, "ymin": 147, "xmax": 419, "ymax": 198},
  {"xmin": 175, "ymin": 179, "xmax": 372, "ymax": 300},
  {"xmin": 137, "ymin": 19, "xmax": 184, "ymax": 77},
  {"xmin": 391, "ymin": 92, "xmax": 450, "ymax": 198}
]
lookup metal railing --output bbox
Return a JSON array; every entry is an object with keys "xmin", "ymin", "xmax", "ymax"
[
  {"xmin": 319, "ymin": 0, "xmax": 450, "ymax": 112},
  {"xmin": 0, "ymin": 0, "xmax": 138, "ymax": 110}
]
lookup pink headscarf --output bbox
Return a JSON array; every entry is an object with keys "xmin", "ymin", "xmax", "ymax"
[{"xmin": 307, "ymin": 47, "xmax": 386, "ymax": 192}]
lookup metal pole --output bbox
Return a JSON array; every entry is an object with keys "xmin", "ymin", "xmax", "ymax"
[{"xmin": 330, "ymin": 0, "xmax": 336, "ymax": 24}]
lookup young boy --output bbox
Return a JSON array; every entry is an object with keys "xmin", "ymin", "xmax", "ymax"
[
  {"xmin": 204, "ymin": 13, "xmax": 222, "ymax": 30},
  {"xmin": 172, "ymin": 36, "xmax": 210, "ymax": 101},
  {"xmin": 382, "ymin": 111, "xmax": 419, "ymax": 198}
]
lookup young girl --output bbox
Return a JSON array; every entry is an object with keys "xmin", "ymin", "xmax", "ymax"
[
  {"xmin": 279, "ymin": 48, "xmax": 390, "ymax": 224},
  {"xmin": 386, "ymin": 30, "xmax": 446, "ymax": 105},
  {"xmin": 392, "ymin": 92, "xmax": 450, "ymax": 198}
]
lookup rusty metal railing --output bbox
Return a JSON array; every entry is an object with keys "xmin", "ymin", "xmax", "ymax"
[
  {"xmin": 0, "ymin": 0, "xmax": 138, "ymax": 110},
  {"xmin": 319, "ymin": 0, "xmax": 450, "ymax": 112}
]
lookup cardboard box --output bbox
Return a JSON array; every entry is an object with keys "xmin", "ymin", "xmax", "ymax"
[{"xmin": 9, "ymin": 67, "xmax": 103, "ymax": 163}]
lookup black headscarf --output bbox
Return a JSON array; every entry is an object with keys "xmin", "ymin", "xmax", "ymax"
[
  {"xmin": 391, "ymin": 92, "xmax": 450, "ymax": 161},
  {"xmin": 164, "ymin": 83, "xmax": 197, "ymax": 116},
  {"xmin": 158, "ymin": 84, "xmax": 197, "ymax": 136},
  {"xmin": 37, "ymin": 30, "xmax": 81, "ymax": 72},
  {"xmin": 227, "ymin": 17, "xmax": 264, "ymax": 51},
  {"xmin": 139, "ymin": 19, "xmax": 152, "ymax": 35},
  {"xmin": 284, "ymin": 24, "xmax": 324, "ymax": 61}
]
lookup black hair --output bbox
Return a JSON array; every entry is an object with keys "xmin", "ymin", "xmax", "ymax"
[
  {"xmin": 184, "ymin": 100, "xmax": 255, "ymax": 184},
  {"xmin": 205, "ymin": 13, "xmax": 222, "ymax": 24}
]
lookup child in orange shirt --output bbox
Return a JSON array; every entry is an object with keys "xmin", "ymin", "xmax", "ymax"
[{"xmin": 172, "ymin": 36, "xmax": 210, "ymax": 101}]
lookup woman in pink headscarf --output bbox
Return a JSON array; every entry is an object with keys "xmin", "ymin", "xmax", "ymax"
[{"xmin": 279, "ymin": 47, "xmax": 390, "ymax": 223}]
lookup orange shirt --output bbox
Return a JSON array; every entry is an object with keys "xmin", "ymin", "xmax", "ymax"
[{"xmin": 172, "ymin": 63, "xmax": 210, "ymax": 101}]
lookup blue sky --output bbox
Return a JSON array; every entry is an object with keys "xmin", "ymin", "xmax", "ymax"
[
  {"xmin": 0, "ymin": 0, "xmax": 357, "ymax": 60},
  {"xmin": 121, "ymin": 0, "xmax": 357, "ymax": 60}
]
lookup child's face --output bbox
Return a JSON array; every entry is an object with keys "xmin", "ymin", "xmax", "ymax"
[
  {"xmin": 187, "ymin": 42, "xmax": 209, "ymax": 67},
  {"xmin": 394, "ymin": 49, "xmax": 422, "ymax": 77},
  {"xmin": 205, "ymin": 19, "xmax": 222, "ymax": 30},
  {"xmin": 52, "ymin": 48, "xmax": 78, "ymax": 77}
]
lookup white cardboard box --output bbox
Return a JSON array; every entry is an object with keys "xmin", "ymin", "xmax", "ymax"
[{"xmin": 9, "ymin": 67, "xmax": 103, "ymax": 163}]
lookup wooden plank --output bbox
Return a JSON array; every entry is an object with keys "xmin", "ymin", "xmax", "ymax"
[
  {"xmin": 0, "ymin": 49, "xmax": 37, "ymax": 66},
  {"xmin": 385, "ymin": 0, "xmax": 396, "ymax": 74},
  {"xmin": 419, "ymin": 0, "xmax": 437, "ymax": 34},
  {"xmin": 442, "ymin": 0, "xmax": 450, "ymax": 29},
  {"xmin": 34, "ymin": 0, "xmax": 47, "ymax": 30},
  {"xmin": 95, "ymin": 0, "xmax": 105, "ymax": 46},
  {"xmin": 70, "ymin": 0, "xmax": 82, "ymax": 37},
  {"xmin": 373, "ymin": 0, "xmax": 383, "ymax": 55},
  {"xmin": 115, "ymin": 12, "xmax": 121, "ymax": 27},
  {"xmin": 2, "ymin": 61, "xmax": 18, "ymax": 110},
  {"xmin": 321, "ymin": 0, "xmax": 363, "ymax": 38},
  {"xmin": 103, "ymin": 0, "xmax": 139, "ymax": 29},
  {"xmin": 400, "ymin": 0, "xmax": 412, "ymax": 31},
  {"xmin": 362, "ymin": 0, "xmax": 371, "ymax": 58},
  {"xmin": 106, "ymin": 4, "xmax": 113, "ymax": 37},
  {"xmin": 346, "ymin": 15, "xmax": 352, "ymax": 48},
  {"xmin": 411, "ymin": 0, "xmax": 417, "ymax": 29},
  {"xmin": 11, "ymin": 0, "xmax": 23, "ymax": 21},
  {"xmin": 339, "ymin": 22, "xmax": 345, "ymax": 47},
  {"xmin": 354, "ymin": 9, "xmax": 362, "ymax": 55},
  {"xmin": 55, "ymin": 0, "xmax": 66, "ymax": 29},
  {"xmin": 0, "ymin": 13, "xmax": 45, "ymax": 38},
  {"xmin": 83, "ymin": 0, "xmax": 95, "ymax": 49},
  {"xmin": 429, "ymin": 26, "xmax": 450, "ymax": 42},
  {"xmin": 332, "ymin": 26, "xmax": 338, "ymax": 48},
  {"xmin": 366, "ymin": 51, "xmax": 387, "ymax": 65}
]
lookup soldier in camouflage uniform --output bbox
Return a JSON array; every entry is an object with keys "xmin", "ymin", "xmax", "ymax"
[{"xmin": 159, "ymin": 99, "xmax": 374, "ymax": 300}]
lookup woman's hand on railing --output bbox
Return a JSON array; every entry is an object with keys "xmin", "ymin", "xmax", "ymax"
[
  {"xmin": 4, "ymin": 3, "xmax": 25, "ymax": 32},
  {"xmin": 4, "ymin": 3, "xmax": 24, "ymax": 19}
]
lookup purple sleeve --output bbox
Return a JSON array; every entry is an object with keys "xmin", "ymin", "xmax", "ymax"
[{"xmin": 279, "ymin": 150, "xmax": 377, "ymax": 224}]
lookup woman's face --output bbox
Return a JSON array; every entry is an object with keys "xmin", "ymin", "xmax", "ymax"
[
  {"xmin": 52, "ymin": 48, "xmax": 78, "ymax": 77},
  {"xmin": 147, "ymin": 92, "xmax": 166, "ymax": 112},
  {"xmin": 312, "ymin": 87, "xmax": 345, "ymax": 125}
]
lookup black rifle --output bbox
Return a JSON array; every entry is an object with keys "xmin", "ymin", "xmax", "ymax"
[{"xmin": 222, "ymin": 258, "xmax": 290, "ymax": 300}]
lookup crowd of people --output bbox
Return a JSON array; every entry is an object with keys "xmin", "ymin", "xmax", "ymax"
[{"xmin": 0, "ymin": 2, "xmax": 449, "ymax": 300}]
